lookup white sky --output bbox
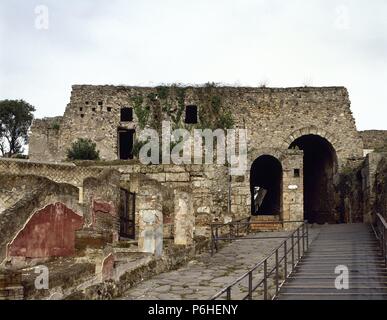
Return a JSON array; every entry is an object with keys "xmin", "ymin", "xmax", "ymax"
[{"xmin": 0, "ymin": 0, "xmax": 386, "ymax": 130}]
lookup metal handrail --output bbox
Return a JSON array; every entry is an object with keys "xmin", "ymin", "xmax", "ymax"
[
  {"xmin": 210, "ymin": 221, "xmax": 308, "ymax": 300},
  {"xmin": 210, "ymin": 219, "xmax": 305, "ymax": 255},
  {"xmin": 375, "ymin": 213, "xmax": 387, "ymax": 267}
]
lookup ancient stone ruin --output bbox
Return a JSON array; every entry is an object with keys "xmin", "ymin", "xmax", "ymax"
[{"xmin": 0, "ymin": 84, "xmax": 386, "ymax": 299}]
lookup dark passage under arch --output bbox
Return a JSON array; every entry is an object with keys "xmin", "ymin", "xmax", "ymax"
[
  {"xmin": 250, "ymin": 155, "xmax": 282, "ymax": 216},
  {"xmin": 289, "ymin": 134, "xmax": 338, "ymax": 224}
]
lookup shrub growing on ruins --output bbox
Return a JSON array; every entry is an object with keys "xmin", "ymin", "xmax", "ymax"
[{"xmin": 66, "ymin": 138, "xmax": 100, "ymax": 160}]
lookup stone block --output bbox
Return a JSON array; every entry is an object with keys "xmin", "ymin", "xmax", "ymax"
[{"xmin": 165, "ymin": 173, "xmax": 190, "ymax": 182}]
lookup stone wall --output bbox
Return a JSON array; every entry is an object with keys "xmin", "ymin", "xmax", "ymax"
[
  {"xmin": 29, "ymin": 117, "xmax": 63, "ymax": 162},
  {"xmin": 117, "ymin": 163, "xmax": 227, "ymax": 236},
  {"xmin": 337, "ymin": 152, "xmax": 387, "ymax": 224},
  {"xmin": 0, "ymin": 167, "xmax": 122, "ymax": 266},
  {"xmin": 374, "ymin": 154, "xmax": 387, "ymax": 221},
  {"xmin": 337, "ymin": 161, "xmax": 366, "ymax": 223},
  {"xmin": 360, "ymin": 130, "xmax": 387, "ymax": 151},
  {"xmin": 0, "ymin": 174, "xmax": 82, "ymax": 264},
  {"xmin": 0, "ymin": 158, "xmax": 104, "ymax": 187},
  {"xmin": 0, "ymin": 174, "xmax": 49, "ymax": 213},
  {"xmin": 27, "ymin": 84, "xmax": 365, "ymax": 229},
  {"xmin": 29, "ymin": 85, "xmax": 363, "ymax": 171}
]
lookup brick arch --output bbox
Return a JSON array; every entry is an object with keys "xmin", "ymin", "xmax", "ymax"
[{"xmin": 281, "ymin": 126, "xmax": 340, "ymax": 152}]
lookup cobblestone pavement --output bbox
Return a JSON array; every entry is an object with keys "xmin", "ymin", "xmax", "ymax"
[{"xmin": 119, "ymin": 226, "xmax": 321, "ymax": 300}]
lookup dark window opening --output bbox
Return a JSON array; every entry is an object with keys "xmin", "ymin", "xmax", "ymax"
[
  {"xmin": 79, "ymin": 107, "xmax": 83, "ymax": 112},
  {"xmin": 185, "ymin": 105, "xmax": 198, "ymax": 124},
  {"xmin": 85, "ymin": 101, "xmax": 89, "ymax": 105},
  {"xmin": 98, "ymin": 101, "xmax": 103, "ymax": 106},
  {"xmin": 107, "ymin": 107, "xmax": 112, "ymax": 112},
  {"xmin": 92, "ymin": 107, "xmax": 96, "ymax": 112},
  {"xmin": 80, "ymin": 114, "xmax": 84, "ymax": 118},
  {"xmin": 121, "ymin": 107, "xmax": 133, "ymax": 122},
  {"xmin": 289, "ymin": 134, "xmax": 337, "ymax": 224},
  {"xmin": 294, "ymin": 169, "xmax": 300, "ymax": 177},
  {"xmin": 118, "ymin": 129, "xmax": 134, "ymax": 160},
  {"xmin": 250, "ymin": 155, "xmax": 282, "ymax": 216}
]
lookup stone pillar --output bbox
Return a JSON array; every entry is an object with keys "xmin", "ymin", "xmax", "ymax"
[
  {"xmin": 137, "ymin": 182, "xmax": 163, "ymax": 256},
  {"xmin": 282, "ymin": 150, "xmax": 304, "ymax": 230},
  {"xmin": 78, "ymin": 186, "xmax": 84, "ymax": 204},
  {"xmin": 174, "ymin": 187, "xmax": 194, "ymax": 246}
]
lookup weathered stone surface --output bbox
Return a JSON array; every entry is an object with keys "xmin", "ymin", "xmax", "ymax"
[
  {"xmin": 119, "ymin": 228, "xmax": 321, "ymax": 300},
  {"xmin": 174, "ymin": 188, "xmax": 194, "ymax": 246}
]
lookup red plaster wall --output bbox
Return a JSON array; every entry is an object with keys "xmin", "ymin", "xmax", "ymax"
[
  {"xmin": 7, "ymin": 203, "xmax": 84, "ymax": 258},
  {"xmin": 91, "ymin": 200, "xmax": 117, "ymax": 229},
  {"xmin": 92, "ymin": 200, "xmax": 116, "ymax": 216}
]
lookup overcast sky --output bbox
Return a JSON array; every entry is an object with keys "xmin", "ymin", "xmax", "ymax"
[{"xmin": 0, "ymin": 0, "xmax": 386, "ymax": 130}]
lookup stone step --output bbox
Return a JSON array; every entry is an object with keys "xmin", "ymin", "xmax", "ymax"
[
  {"xmin": 0, "ymin": 286, "xmax": 24, "ymax": 300},
  {"xmin": 278, "ymin": 292, "xmax": 387, "ymax": 300},
  {"xmin": 250, "ymin": 223, "xmax": 282, "ymax": 232},
  {"xmin": 280, "ymin": 287, "xmax": 387, "ymax": 294},
  {"xmin": 115, "ymin": 239, "xmax": 138, "ymax": 247}
]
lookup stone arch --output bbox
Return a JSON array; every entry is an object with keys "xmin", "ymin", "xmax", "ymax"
[
  {"xmin": 288, "ymin": 133, "xmax": 339, "ymax": 224},
  {"xmin": 281, "ymin": 126, "xmax": 340, "ymax": 154},
  {"xmin": 247, "ymin": 149, "xmax": 287, "ymax": 172}
]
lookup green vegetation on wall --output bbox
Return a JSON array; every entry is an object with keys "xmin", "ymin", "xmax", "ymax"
[
  {"xmin": 130, "ymin": 83, "xmax": 235, "ymax": 158},
  {"xmin": 131, "ymin": 83, "xmax": 234, "ymax": 131},
  {"xmin": 198, "ymin": 83, "xmax": 235, "ymax": 130},
  {"xmin": 131, "ymin": 95, "xmax": 150, "ymax": 129}
]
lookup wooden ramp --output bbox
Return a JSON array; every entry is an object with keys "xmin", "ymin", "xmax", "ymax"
[{"xmin": 277, "ymin": 224, "xmax": 387, "ymax": 300}]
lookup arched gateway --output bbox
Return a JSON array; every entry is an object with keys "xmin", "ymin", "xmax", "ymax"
[
  {"xmin": 289, "ymin": 134, "xmax": 338, "ymax": 224},
  {"xmin": 250, "ymin": 155, "xmax": 283, "ymax": 216}
]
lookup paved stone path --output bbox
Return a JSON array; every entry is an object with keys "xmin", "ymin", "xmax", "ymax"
[{"xmin": 119, "ymin": 227, "xmax": 320, "ymax": 300}]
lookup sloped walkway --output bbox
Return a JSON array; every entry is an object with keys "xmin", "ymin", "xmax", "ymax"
[
  {"xmin": 277, "ymin": 224, "xmax": 387, "ymax": 300},
  {"xmin": 119, "ymin": 230, "xmax": 301, "ymax": 300}
]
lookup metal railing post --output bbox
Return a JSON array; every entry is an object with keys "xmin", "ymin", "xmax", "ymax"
[
  {"xmin": 226, "ymin": 287, "xmax": 231, "ymax": 300},
  {"xmin": 284, "ymin": 240, "xmax": 288, "ymax": 279},
  {"xmin": 306, "ymin": 222, "xmax": 309, "ymax": 251},
  {"xmin": 215, "ymin": 226, "xmax": 219, "ymax": 252},
  {"xmin": 297, "ymin": 227, "xmax": 301, "ymax": 261},
  {"xmin": 384, "ymin": 228, "xmax": 387, "ymax": 267},
  {"xmin": 210, "ymin": 224, "xmax": 214, "ymax": 256},
  {"xmin": 291, "ymin": 233, "xmax": 295, "ymax": 273},
  {"xmin": 275, "ymin": 249, "xmax": 279, "ymax": 296},
  {"xmin": 248, "ymin": 271, "xmax": 252, "ymax": 300},
  {"xmin": 263, "ymin": 260, "xmax": 268, "ymax": 300},
  {"xmin": 302, "ymin": 223, "xmax": 305, "ymax": 254}
]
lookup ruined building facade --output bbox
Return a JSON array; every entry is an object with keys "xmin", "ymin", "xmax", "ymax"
[
  {"xmin": 2, "ymin": 84, "xmax": 386, "ymax": 299},
  {"xmin": 29, "ymin": 85, "xmax": 364, "ymax": 226}
]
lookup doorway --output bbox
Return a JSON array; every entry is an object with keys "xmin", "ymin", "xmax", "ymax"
[
  {"xmin": 250, "ymin": 155, "xmax": 282, "ymax": 216},
  {"xmin": 118, "ymin": 129, "xmax": 134, "ymax": 160},
  {"xmin": 119, "ymin": 189, "xmax": 135, "ymax": 239},
  {"xmin": 289, "ymin": 134, "xmax": 337, "ymax": 223}
]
